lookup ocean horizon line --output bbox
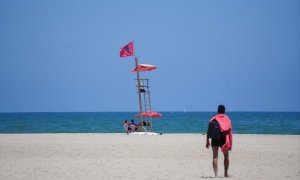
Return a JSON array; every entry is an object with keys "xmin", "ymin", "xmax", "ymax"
[
  {"xmin": 1, "ymin": 111, "xmax": 299, "ymax": 113},
  {"xmin": 0, "ymin": 132, "xmax": 299, "ymax": 136}
]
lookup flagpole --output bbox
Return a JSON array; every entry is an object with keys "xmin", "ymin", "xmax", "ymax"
[{"xmin": 133, "ymin": 41, "xmax": 144, "ymax": 130}]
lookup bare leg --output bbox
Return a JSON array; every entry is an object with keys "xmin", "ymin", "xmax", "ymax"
[
  {"xmin": 212, "ymin": 146, "xmax": 219, "ymax": 178},
  {"xmin": 223, "ymin": 150, "xmax": 229, "ymax": 177}
]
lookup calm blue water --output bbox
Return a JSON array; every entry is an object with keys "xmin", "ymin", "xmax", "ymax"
[{"xmin": 0, "ymin": 112, "xmax": 299, "ymax": 134}]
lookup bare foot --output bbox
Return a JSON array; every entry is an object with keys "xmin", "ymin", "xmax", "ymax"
[{"xmin": 224, "ymin": 174, "xmax": 232, "ymax": 178}]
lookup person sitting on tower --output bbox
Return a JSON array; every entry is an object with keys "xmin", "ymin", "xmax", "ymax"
[{"xmin": 130, "ymin": 119, "xmax": 138, "ymax": 131}]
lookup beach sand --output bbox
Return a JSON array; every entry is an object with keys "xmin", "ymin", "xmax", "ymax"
[{"xmin": 0, "ymin": 134, "xmax": 299, "ymax": 180}]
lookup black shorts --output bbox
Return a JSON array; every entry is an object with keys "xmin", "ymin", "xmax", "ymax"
[{"xmin": 211, "ymin": 135, "xmax": 226, "ymax": 147}]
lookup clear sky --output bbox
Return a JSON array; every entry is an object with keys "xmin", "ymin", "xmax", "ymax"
[{"xmin": 0, "ymin": 0, "xmax": 299, "ymax": 112}]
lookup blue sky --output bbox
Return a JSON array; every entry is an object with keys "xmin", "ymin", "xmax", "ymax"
[{"xmin": 0, "ymin": 0, "xmax": 299, "ymax": 112}]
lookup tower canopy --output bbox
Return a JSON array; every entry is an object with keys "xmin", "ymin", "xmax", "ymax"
[
  {"xmin": 130, "ymin": 64, "xmax": 157, "ymax": 72},
  {"xmin": 135, "ymin": 111, "xmax": 162, "ymax": 118}
]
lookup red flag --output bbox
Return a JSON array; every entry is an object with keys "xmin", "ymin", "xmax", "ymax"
[{"xmin": 120, "ymin": 42, "xmax": 134, "ymax": 57}]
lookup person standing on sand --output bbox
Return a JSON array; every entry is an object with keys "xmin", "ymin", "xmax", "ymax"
[
  {"xmin": 206, "ymin": 105, "xmax": 233, "ymax": 178},
  {"xmin": 123, "ymin": 120, "xmax": 130, "ymax": 134}
]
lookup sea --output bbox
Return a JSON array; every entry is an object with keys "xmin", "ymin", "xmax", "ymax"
[{"xmin": 0, "ymin": 112, "xmax": 299, "ymax": 134}]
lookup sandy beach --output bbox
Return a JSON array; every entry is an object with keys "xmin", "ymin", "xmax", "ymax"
[{"xmin": 0, "ymin": 134, "xmax": 299, "ymax": 180}]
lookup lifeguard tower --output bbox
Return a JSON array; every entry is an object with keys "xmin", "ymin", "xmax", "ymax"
[
  {"xmin": 131, "ymin": 62, "xmax": 162, "ymax": 133},
  {"xmin": 120, "ymin": 42, "xmax": 162, "ymax": 135}
]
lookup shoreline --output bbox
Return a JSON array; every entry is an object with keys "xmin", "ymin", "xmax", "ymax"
[{"xmin": 1, "ymin": 134, "xmax": 299, "ymax": 179}]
